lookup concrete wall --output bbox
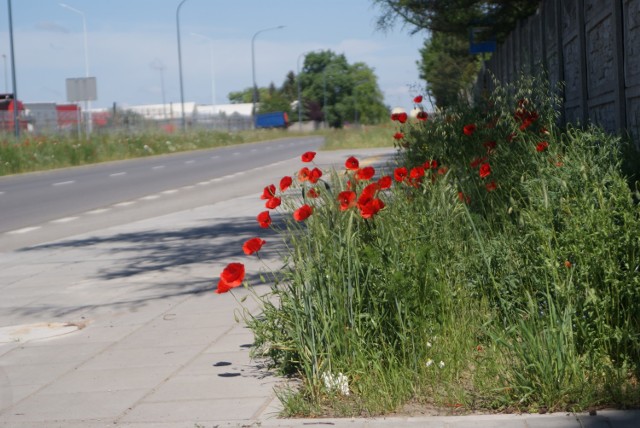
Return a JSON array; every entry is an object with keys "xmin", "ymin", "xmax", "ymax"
[{"xmin": 482, "ymin": 0, "xmax": 640, "ymax": 145}]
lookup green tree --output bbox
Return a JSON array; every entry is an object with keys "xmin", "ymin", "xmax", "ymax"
[
  {"xmin": 257, "ymin": 82, "xmax": 292, "ymax": 116},
  {"xmin": 418, "ymin": 32, "xmax": 481, "ymax": 108},
  {"xmin": 298, "ymin": 50, "xmax": 388, "ymax": 127}
]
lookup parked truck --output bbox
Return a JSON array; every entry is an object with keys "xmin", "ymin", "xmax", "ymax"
[{"xmin": 255, "ymin": 111, "xmax": 289, "ymax": 129}]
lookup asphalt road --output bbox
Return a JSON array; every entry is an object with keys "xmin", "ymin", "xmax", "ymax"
[{"xmin": 0, "ymin": 136, "xmax": 323, "ymax": 251}]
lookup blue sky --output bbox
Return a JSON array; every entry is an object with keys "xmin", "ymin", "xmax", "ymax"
[{"xmin": 1, "ymin": 0, "xmax": 428, "ymax": 112}]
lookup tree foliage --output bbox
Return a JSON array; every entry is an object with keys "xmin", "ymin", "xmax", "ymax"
[
  {"xmin": 372, "ymin": 0, "xmax": 539, "ymax": 42},
  {"xmin": 418, "ymin": 33, "xmax": 481, "ymax": 108}
]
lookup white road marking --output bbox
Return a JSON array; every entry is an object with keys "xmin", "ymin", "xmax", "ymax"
[
  {"xmin": 51, "ymin": 217, "xmax": 79, "ymax": 224},
  {"xmin": 185, "ymin": 160, "xmax": 195, "ymax": 164},
  {"xmin": 86, "ymin": 208, "xmax": 110, "ymax": 215},
  {"xmin": 114, "ymin": 201, "xmax": 136, "ymax": 207},
  {"xmin": 210, "ymin": 155, "xmax": 220, "ymax": 160},
  {"xmin": 152, "ymin": 165, "xmax": 165, "ymax": 170},
  {"xmin": 181, "ymin": 185, "xmax": 195, "ymax": 190},
  {"xmin": 232, "ymin": 152, "xmax": 241, "ymax": 156},
  {"xmin": 211, "ymin": 178, "xmax": 222, "ymax": 182},
  {"xmin": 109, "ymin": 172, "xmax": 126, "ymax": 177},
  {"xmin": 7, "ymin": 226, "xmax": 41, "ymax": 235},
  {"xmin": 161, "ymin": 189, "xmax": 178, "ymax": 195},
  {"xmin": 197, "ymin": 181, "xmax": 210, "ymax": 186},
  {"xmin": 140, "ymin": 195, "xmax": 160, "ymax": 201},
  {"xmin": 53, "ymin": 180, "xmax": 75, "ymax": 186}
]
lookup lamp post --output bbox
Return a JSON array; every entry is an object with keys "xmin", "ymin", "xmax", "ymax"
[
  {"xmin": 149, "ymin": 59, "xmax": 167, "ymax": 119},
  {"xmin": 191, "ymin": 33, "xmax": 216, "ymax": 108},
  {"xmin": 7, "ymin": 0, "xmax": 19, "ymax": 138},
  {"xmin": 176, "ymin": 0, "xmax": 190, "ymax": 132},
  {"xmin": 60, "ymin": 3, "xmax": 91, "ymax": 136},
  {"xmin": 251, "ymin": 25, "xmax": 284, "ymax": 126}
]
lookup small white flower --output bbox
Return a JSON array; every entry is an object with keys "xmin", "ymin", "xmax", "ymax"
[
  {"xmin": 426, "ymin": 341, "xmax": 432, "ymax": 348},
  {"xmin": 426, "ymin": 359, "xmax": 434, "ymax": 367},
  {"xmin": 438, "ymin": 361, "xmax": 445, "ymax": 369},
  {"xmin": 322, "ymin": 371, "xmax": 349, "ymax": 396}
]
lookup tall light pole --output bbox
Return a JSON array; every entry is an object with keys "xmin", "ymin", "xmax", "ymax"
[
  {"xmin": 191, "ymin": 33, "xmax": 216, "ymax": 108},
  {"xmin": 150, "ymin": 59, "xmax": 167, "ymax": 119},
  {"xmin": 7, "ymin": 0, "xmax": 19, "ymax": 138},
  {"xmin": 60, "ymin": 3, "xmax": 91, "ymax": 136},
  {"xmin": 2, "ymin": 54, "xmax": 7, "ymax": 93},
  {"xmin": 251, "ymin": 25, "xmax": 284, "ymax": 126},
  {"xmin": 176, "ymin": 0, "xmax": 190, "ymax": 132}
]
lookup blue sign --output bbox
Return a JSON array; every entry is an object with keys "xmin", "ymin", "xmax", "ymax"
[{"xmin": 469, "ymin": 27, "xmax": 496, "ymax": 54}]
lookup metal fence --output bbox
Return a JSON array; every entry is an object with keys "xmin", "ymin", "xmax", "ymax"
[{"xmin": 480, "ymin": 0, "xmax": 640, "ymax": 146}]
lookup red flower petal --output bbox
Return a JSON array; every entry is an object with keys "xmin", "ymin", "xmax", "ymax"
[
  {"xmin": 257, "ymin": 211, "xmax": 272, "ymax": 228},
  {"xmin": 337, "ymin": 191, "xmax": 356, "ymax": 211},
  {"xmin": 413, "ymin": 95, "xmax": 423, "ymax": 103},
  {"xmin": 416, "ymin": 111, "xmax": 428, "ymax": 121},
  {"xmin": 397, "ymin": 112, "xmax": 408, "ymax": 124},
  {"xmin": 265, "ymin": 197, "xmax": 281, "ymax": 209},
  {"xmin": 536, "ymin": 141, "xmax": 549, "ymax": 152},
  {"xmin": 215, "ymin": 262, "xmax": 245, "ymax": 294},
  {"xmin": 479, "ymin": 163, "xmax": 491, "ymax": 179},
  {"xmin": 243, "ymin": 238, "xmax": 266, "ymax": 255},
  {"xmin": 356, "ymin": 166, "xmax": 375, "ymax": 181},
  {"xmin": 301, "ymin": 151, "xmax": 316, "ymax": 162},
  {"xmin": 345, "ymin": 156, "xmax": 360, "ymax": 170},
  {"xmin": 280, "ymin": 176, "xmax": 293, "ymax": 192},
  {"xmin": 293, "ymin": 204, "xmax": 313, "ymax": 221},
  {"xmin": 393, "ymin": 132, "xmax": 404, "ymax": 140},
  {"xmin": 463, "ymin": 123, "xmax": 477, "ymax": 136},
  {"xmin": 309, "ymin": 167, "xmax": 323, "ymax": 184},
  {"xmin": 377, "ymin": 175, "xmax": 392, "ymax": 190},
  {"xmin": 394, "ymin": 167, "xmax": 408, "ymax": 182},
  {"xmin": 260, "ymin": 184, "xmax": 276, "ymax": 200}
]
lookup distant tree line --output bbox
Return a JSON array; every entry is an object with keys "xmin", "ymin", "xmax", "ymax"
[{"xmin": 227, "ymin": 50, "xmax": 388, "ymax": 128}]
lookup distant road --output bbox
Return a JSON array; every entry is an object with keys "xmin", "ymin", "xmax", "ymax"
[{"xmin": 0, "ymin": 136, "xmax": 323, "ymax": 248}]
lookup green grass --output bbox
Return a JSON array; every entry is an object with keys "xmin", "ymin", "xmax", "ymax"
[
  {"xmin": 0, "ymin": 126, "xmax": 395, "ymax": 177},
  {"xmin": 234, "ymin": 75, "xmax": 640, "ymax": 417}
]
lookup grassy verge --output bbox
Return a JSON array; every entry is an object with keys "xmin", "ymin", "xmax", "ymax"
[
  {"xmin": 221, "ymin": 75, "xmax": 640, "ymax": 417},
  {"xmin": 0, "ymin": 126, "xmax": 395, "ymax": 177}
]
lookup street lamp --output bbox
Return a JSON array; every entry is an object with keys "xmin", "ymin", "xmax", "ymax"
[
  {"xmin": 191, "ymin": 32, "xmax": 216, "ymax": 108},
  {"xmin": 251, "ymin": 25, "xmax": 284, "ymax": 126},
  {"xmin": 149, "ymin": 59, "xmax": 167, "ymax": 119},
  {"xmin": 7, "ymin": 0, "xmax": 19, "ymax": 138},
  {"xmin": 59, "ymin": 3, "xmax": 91, "ymax": 135},
  {"xmin": 176, "ymin": 0, "xmax": 191, "ymax": 132}
]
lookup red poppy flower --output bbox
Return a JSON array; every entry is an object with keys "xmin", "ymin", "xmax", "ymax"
[
  {"xmin": 298, "ymin": 167, "xmax": 310, "ymax": 182},
  {"xmin": 410, "ymin": 166, "xmax": 425, "ymax": 180},
  {"xmin": 356, "ymin": 166, "xmax": 375, "ymax": 181},
  {"xmin": 390, "ymin": 113, "xmax": 399, "ymax": 121},
  {"xmin": 479, "ymin": 163, "xmax": 491, "ymax": 179},
  {"xmin": 293, "ymin": 204, "xmax": 313, "ymax": 221},
  {"xmin": 485, "ymin": 181, "xmax": 497, "ymax": 192},
  {"xmin": 345, "ymin": 156, "xmax": 359, "ymax": 170},
  {"xmin": 280, "ymin": 176, "xmax": 292, "ymax": 192},
  {"xmin": 337, "ymin": 191, "xmax": 356, "ymax": 211},
  {"xmin": 215, "ymin": 262, "xmax": 245, "ymax": 294},
  {"xmin": 243, "ymin": 238, "xmax": 266, "ymax": 255},
  {"xmin": 309, "ymin": 167, "xmax": 323, "ymax": 183},
  {"xmin": 393, "ymin": 132, "xmax": 404, "ymax": 140},
  {"xmin": 260, "ymin": 184, "xmax": 276, "ymax": 200},
  {"xmin": 301, "ymin": 151, "xmax": 316, "ymax": 162},
  {"xmin": 257, "ymin": 211, "xmax": 271, "ymax": 228},
  {"xmin": 416, "ymin": 111, "xmax": 428, "ymax": 121},
  {"xmin": 307, "ymin": 188, "xmax": 319, "ymax": 198},
  {"xmin": 265, "ymin": 197, "xmax": 281, "ymax": 209},
  {"xmin": 377, "ymin": 175, "xmax": 392, "ymax": 190},
  {"xmin": 361, "ymin": 182, "xmax": 380, "ymax": 198},
  {"xmin": 397, "ymin": 112, "xmax": 408, "ymax": 123},
  {"xmin": 413, "ymin": 95, "xmax": 423, "ymax": 103},
  {"xmin": 483, "ymin": 141, "xmax": 497, "ymax": 153},
  {"xmin": 358, "ymin": 197, "xmax": 385, "ymax": 219},
  {"xmin": 394, "ymin": 167, "xmax": 408, "ymax": 182},
  {"xmin": 463, "ymin": 123, "xmax": 477, "ymax": 136},
  {"xmin": 536, "ymin": 141, "xmax": 549, "ymax": 152},
  {"xmin": 470, "ymin": 156, "xmax": 487, "ymax": 168},
  {"xmin": 458, "ymin": 192, "xmax": 470, "ymax": 204}
]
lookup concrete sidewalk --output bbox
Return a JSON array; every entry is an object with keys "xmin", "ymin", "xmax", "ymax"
[{"xmin": 1, "ymin": 148, "xmax": 638, "ymax": 427}]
